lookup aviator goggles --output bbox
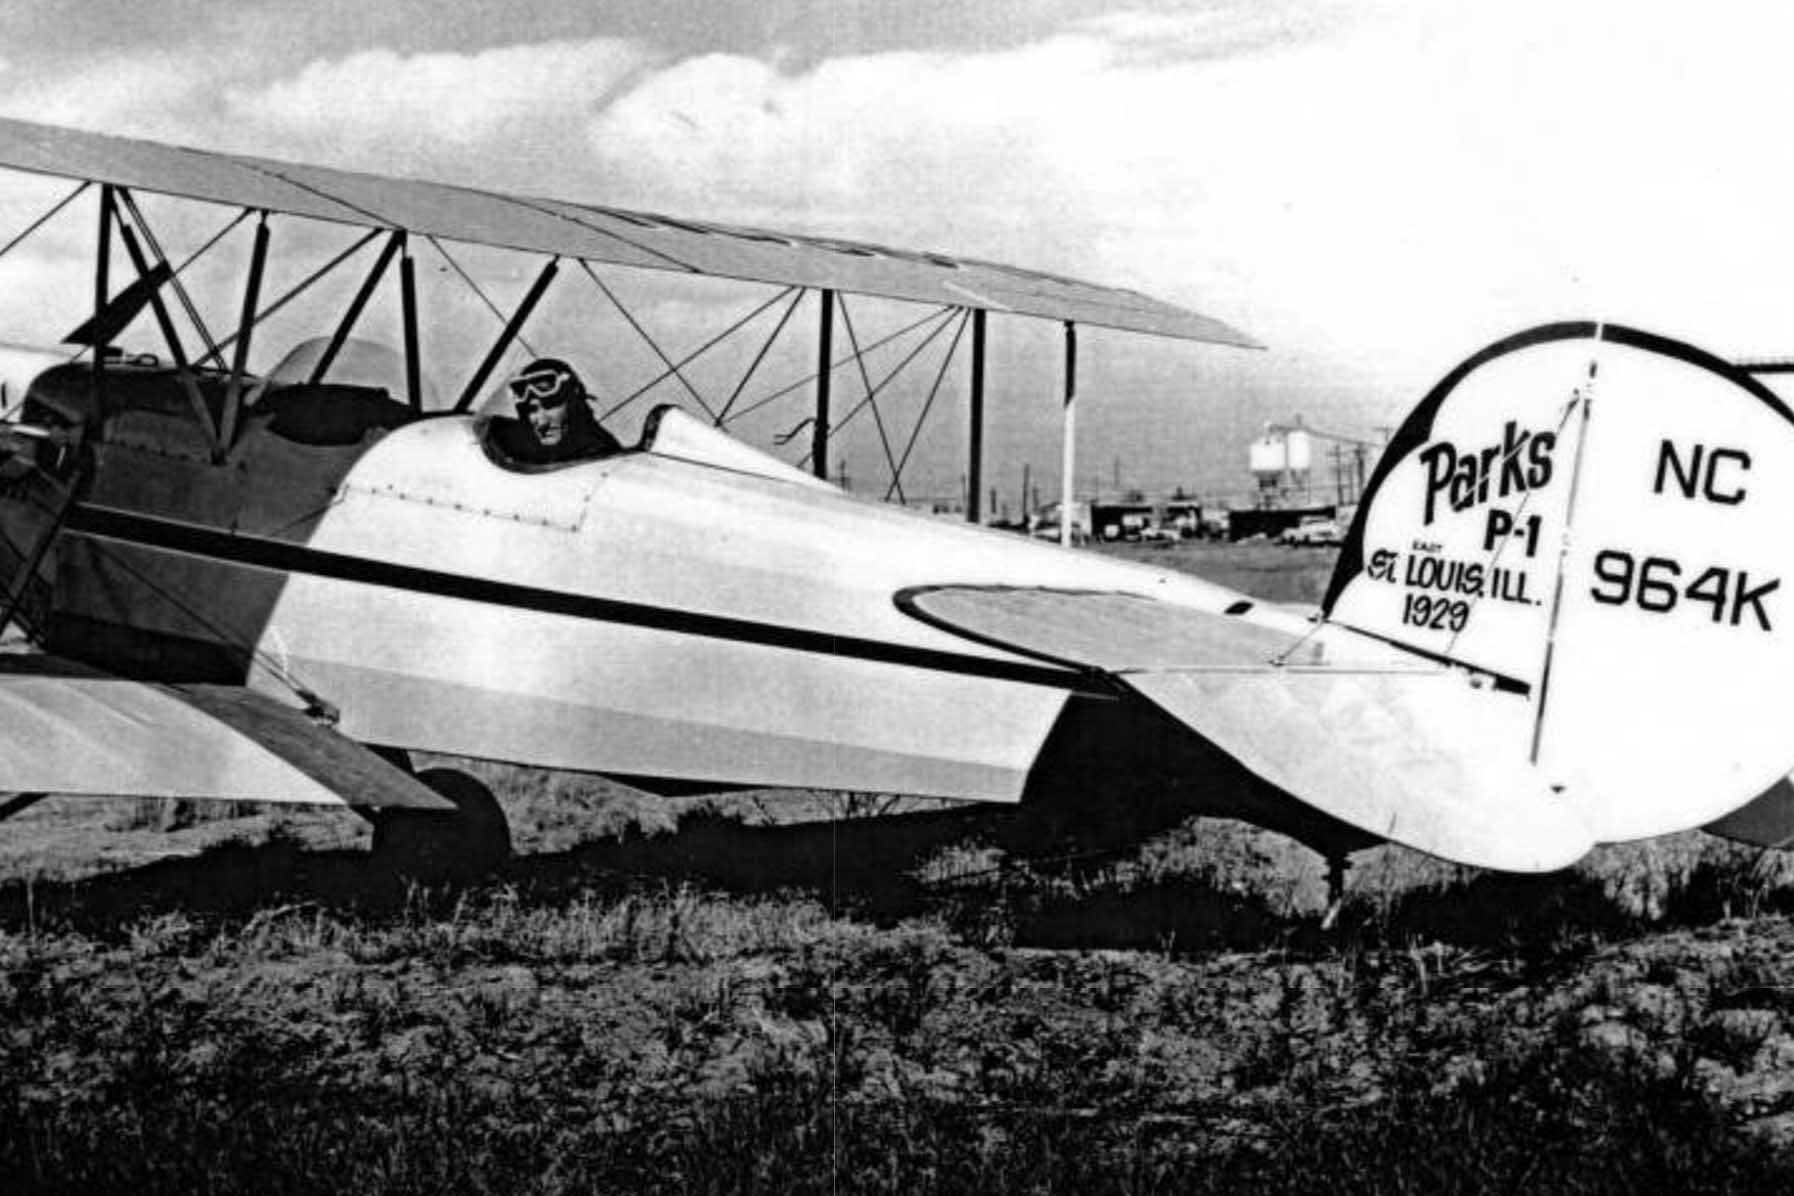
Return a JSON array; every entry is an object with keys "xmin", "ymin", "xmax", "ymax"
[{"xmin": 508, "ymin": 367, "xmax": 574, "ymax": 409}]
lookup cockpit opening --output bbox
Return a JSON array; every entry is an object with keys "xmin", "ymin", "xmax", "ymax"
[{"xmin": 481, "ymin": 357, "xmax": 624, "ymax": 471}]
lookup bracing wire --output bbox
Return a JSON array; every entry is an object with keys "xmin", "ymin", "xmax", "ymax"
[
  {"xmin": 599, "ymin": 285, "xmax": 798, "ymax": 423},
  {"xmin": 728, "ymin": 305, "xmax": 954, "ymax": 424},
  {"xmin": 885, "ymin": 310, "xmax": 971, "ymax": 501},
  {"xmin": 424, "ymin": 235, "xmax": 542, "ymax": 362},
  {"xmin": 834, "ymin": 296, "xmax": 905, "ymax": 501}
]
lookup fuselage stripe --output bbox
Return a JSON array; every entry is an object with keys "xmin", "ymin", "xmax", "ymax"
[{"xmin": 62, "ymin": 504, "xmax": 1099, "ymax": 693}]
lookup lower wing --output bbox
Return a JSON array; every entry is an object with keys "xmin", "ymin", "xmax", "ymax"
[{"xmin": 0, "ymin": 653, "xmax": 450, "ymax": 810}]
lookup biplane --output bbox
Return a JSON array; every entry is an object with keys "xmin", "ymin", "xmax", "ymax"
[{"xmin": 0, "ymin": 117, "xmax": 1789, "ymax": 888}]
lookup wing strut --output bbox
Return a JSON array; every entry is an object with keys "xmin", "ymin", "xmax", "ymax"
[
  {"xmin": 399, "ymin": 234, "xmax": 422, "ymax": 411},
  {"xmin": 966, "ymin": 307, "xmax": 987, "ymax": 522},
  {"xmin": 308, "ymin": 229, "xmax": 405, "ymax": 385},
  {"xmin": 454, "ymin": 255, "xmax": 559, "ymax": 412},
  {"xmin": 811, "ymin": 288, "xmax": 834, "ymax": 480},
  {"xmin": 218, "ymin": 211, "xmax": 270, "ymax": 455},
  {"xmin": 90, "ymin": 184, "xmax": 112, "ymax": 422},
  {"xmin": 1059, "ymin": 321, "xmax": 1078, "ymax": 546},
  {"xmin": 114, "ymin": 219, "xmax": 220, "ymax": 453},
  {"xmin": 117, "ymin": 188, "xmax": 225, "ymax": 369},
  {"xmin": 208, "ymin": 228, "xmax": 382, "ymax": 365}
]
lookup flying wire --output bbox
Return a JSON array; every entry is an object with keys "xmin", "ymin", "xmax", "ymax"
[
  {"xmin": 884, "ymin": 310, "xmax": 971, "ymax": 501},
  {"xmin": 795, "ymin": 308, "xmax": 961, "ymax": 470},
  {"xmin": 599, "ymin": 285, "xmax": 797, "ymax": 423},
  {"xmin": 727, "ymin": 305, "xmax": 953, "ymax": 424},
  {"xmin": 833, "ymin": 296, "xmax": 906, "ymax": 502},
  {"xmin": 116, "ymin": 189, "xmax": 225, "ymax": 368},
  {"xmin": 424, "ymin": 235, "xmax": 541, "ymax": 362},
  {"xmin": 0, "ymin": 180, "xmax": 89, "ymax": 264},
  {"xmin": 714, "ymin": 288, "xmax": 806, "ymax": 427},
  {"xmin": 579, "ymin": 261, "xmax": 718, "ymax": 422},
  {"xmin": 207, "ymin": 229, "xmax": 381, "ymax": 366}
]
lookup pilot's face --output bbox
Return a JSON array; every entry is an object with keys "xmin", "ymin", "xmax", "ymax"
[{"xmin": 521, "ymin": 398, "xmax": 572, "ymax": 446}]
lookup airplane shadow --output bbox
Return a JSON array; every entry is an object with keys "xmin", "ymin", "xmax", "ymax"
[
  {"xmin": 0, "ymin": 806, "xmax": 1019, "ymax": 939},
  {"xmin": 0, "ymin": 809, "xmax": 1729, "ymax": 955}
]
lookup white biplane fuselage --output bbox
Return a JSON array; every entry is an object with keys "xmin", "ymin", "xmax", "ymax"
[{"xmin": 2, "ymin": 352, "xmax": 1313, "ymax": 812}]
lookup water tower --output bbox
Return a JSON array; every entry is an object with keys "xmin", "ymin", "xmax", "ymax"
[{"xmin": 1249, "ymin": 421, "xmax": 1313, "ymax": 507}]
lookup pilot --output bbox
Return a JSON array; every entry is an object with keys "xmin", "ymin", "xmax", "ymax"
[{"xmin": 502, "ymin": 357, "xmax": 622, "ymax": 464}]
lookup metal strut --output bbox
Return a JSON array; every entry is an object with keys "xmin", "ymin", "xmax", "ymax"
[
  {"xmin": 207, "ymin": 229, "xmax": 382, "ymax": 367},
  {"xmin": 1320, "ymin": 855, "xmax": 1350, "ymax": 931},
  {"xmin": 967, "ymin": 308, "xmax": 987, "ymax": 523},
  {"xmin": 117, "ymin": 188, "xmax": 225, "ymax": 369},
  {"xmin": 812, "ymin": 289, "xmax": 834, "ymax": 480},
  {"xmin": 309, "ymin": 229, "xmax": 404, "ymax": 385},
  {"xmin": 456, "ymin": 257, "xmax": 560, "ymax": 413},
  {"xmin": 115, "ymin": 221, "xmax": 219, "ymax": 453},
  {"xmin": 0, "ymin": 792, "xmax": 48, "ymax": 825}
]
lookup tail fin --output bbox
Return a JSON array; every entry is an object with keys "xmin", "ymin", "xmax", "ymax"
[{"xmin": 1325, "ymin": 323, "xmax": 1794, "ymax": 843}]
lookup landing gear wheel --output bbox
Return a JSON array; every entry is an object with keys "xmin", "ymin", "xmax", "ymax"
[{"xmin": 372, "ymin": 767, "xmax": 512, "ymax": 881}]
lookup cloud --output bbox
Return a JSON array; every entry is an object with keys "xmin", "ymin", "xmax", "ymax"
[
  {"xmin": 224, "ymin": 38, "xmax": 660, "ymax": 182},
  {"xmin": 0, "ymin": 50, "xmax": 226, "ymax": 138},
  {"xmin": 1068, "ymin": 2, "xmax": 1356, "ymax": 65}
]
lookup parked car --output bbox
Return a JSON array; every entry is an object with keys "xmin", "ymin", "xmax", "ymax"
[
  {"xmin": 1279, "ymin": 516, "xmax": 1344, "ymax": 546},
  {"xmin": 1138, "ymin": 524, "xmax": 1181, "ymax": 544}
]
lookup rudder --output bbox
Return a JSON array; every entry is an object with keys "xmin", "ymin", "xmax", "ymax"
[{"xmin": 1325, "ymin": 323, "xmax": 1794, "ymax": 843}]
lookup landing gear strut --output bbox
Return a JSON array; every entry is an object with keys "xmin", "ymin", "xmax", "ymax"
[
  {"xmin": 371, "ymin": 766, "xmax": 512, "ymax": 880},
  {"xmin": 1321, "ymin": 854, "xmax": 1350, "ymax": 931}
]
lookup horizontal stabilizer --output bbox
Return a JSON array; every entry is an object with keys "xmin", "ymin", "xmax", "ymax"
[
  {"xmin": 900, "ymin": 586, "xmax": 1424, "ymax": 672},
  {"xmin": 1125, "ymin": 669, "xmax": 1589, "ymax": 872},
  {"xmin": 0, "ymin": 654, "xmax": 450, "ymax": 810},
  {"xmin": 902, "ymin": 585, "xmax": 1591, "ymax": 870}
]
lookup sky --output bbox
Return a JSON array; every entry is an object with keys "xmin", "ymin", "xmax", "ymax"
[{"xmin": 2, "ymin": 0, "xmax": 1793, "ymax": 511}]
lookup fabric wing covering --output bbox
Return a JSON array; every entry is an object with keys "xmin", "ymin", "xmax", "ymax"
[
  {"xmin": 0, "ymin": 117, "xmax": 1257, "ymax": 347},
  {"xmin": 904, "ymin": 587, "xmax": 1593, "ymax": 872},
  {"xmin": 0, "ymin": 654, "xmax": 450, "ymax": 809}
]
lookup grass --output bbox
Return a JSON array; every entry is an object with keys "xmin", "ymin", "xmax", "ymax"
[{"xmin": 3, "ymin": 868, "xmax": 1794, "ymax": 1194}]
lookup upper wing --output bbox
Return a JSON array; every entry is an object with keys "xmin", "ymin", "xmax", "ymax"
[
  {"xmin": 0, "ymin": 117, "xmax": 1256, "ymax": 348},
  {"xmin": 0, "ymin": 653, "xmax": 450, "ymax": 810},
  {"xmin": 902, "ymin": 587, "xmax": 1592, "ymax": 872}
]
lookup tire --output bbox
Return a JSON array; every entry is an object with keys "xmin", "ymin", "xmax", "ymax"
[{"xmin": 371, "ymin": 767, "xmax": 512, "ymax": 880}]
